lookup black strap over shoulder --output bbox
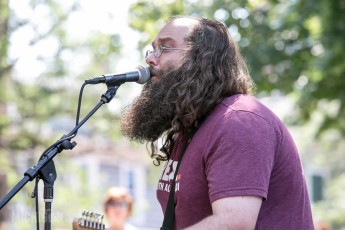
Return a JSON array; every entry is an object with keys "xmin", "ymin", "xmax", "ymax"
[{"xmin": 160, "ymin": 130, "xmax": 196, "ymax": 230}]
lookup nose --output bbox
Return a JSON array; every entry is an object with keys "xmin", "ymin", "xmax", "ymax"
[{"xmin": 146, "ymin": 52, "xmax": 158, "ymax": 66}]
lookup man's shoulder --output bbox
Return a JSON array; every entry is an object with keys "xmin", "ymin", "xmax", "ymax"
[
  {"xmin": 199, "ymin": 94, "xmax": 260, "ymax": 130},
  {"xmin": 203, "ymin": 94, "xmax": 283, "ymax": 132},
  {"xmin": 220, "ymin": 94, "xmax": 261, "ymax": 111},
  {"xmin": 219, "ymin": 94, "xmax": 278, "ymax": 119}
]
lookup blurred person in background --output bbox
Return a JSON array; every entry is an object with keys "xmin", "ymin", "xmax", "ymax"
[
  {"xmin": 103, "ymin": 187, "xmax": 137, "ymax": 230},
  {"xmin": 314, "ymin": 221, "xmax": 331, "ymax": 230}
]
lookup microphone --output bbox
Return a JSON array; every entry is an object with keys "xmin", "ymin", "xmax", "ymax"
[{"xmin": 85, "ymin": 65, "xmax": 150, "ymax": 85}]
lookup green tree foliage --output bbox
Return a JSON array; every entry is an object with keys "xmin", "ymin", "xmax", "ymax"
[
  {"xmin": 0, "ymin": 0, "xmax": 125, "ymax": 228},
  {"xmin": 1, "ymin": 0, "xmax": 124, "ymax": 167},
  {"xmin": 128, "ymin": 0, "xmax": 184, "ymax": 51}
]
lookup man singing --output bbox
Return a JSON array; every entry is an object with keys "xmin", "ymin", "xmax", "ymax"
[{"xmin": 121, "ymin": 16, "xmax": 314, "ymax": 230}]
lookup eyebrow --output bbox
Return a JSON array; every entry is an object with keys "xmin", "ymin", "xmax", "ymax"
[{"xmin": 152, "ymin": 37, "xmax": 177, "ymax": 47}]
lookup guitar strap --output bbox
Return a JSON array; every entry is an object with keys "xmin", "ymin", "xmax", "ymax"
[{"xmin": 160, "ymin": 129, "xmax": 196, "ymax": 230}]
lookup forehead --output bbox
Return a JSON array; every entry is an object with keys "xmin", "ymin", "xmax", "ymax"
[{"xmin": 152, "ymin": 18, "xmax": 199, "ymax": 46}]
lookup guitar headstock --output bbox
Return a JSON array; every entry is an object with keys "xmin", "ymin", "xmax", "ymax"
[{"xmin": 72, "ymin": 210, "xmax": 106, "ymax": 230}]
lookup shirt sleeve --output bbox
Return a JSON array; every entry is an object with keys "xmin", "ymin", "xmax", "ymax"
[{"xmin": 204, "ymin": 110, "xmax": 279, "ymax": 203}]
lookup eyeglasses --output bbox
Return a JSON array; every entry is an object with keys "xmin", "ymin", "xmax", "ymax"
[
  {"xmin": 145, "ymin": 45, "xmax": 188, "ymax": 58},
  {"xmin": 106, "ymin": 200, "xmax": 128, "ymax": 209}
]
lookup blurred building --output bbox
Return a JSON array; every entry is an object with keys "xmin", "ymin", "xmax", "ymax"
[{"xmin": 70, "ymin": 135, "xmax": 163, "ymax": 229}]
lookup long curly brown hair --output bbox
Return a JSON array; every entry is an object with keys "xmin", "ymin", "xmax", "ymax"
[{"xmin": 151, "ymin": 16, "xmax": 255, "ymax": 165}]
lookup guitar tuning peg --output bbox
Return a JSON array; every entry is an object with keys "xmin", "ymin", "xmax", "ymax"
[
  {"xmin": 85, "ymin": 210, "xmax": 91, "ymax": 228},
  {"xmin": 100, "ymin": 214, "xmax": 105, "ymax": 230},
  {"xmin": 91, "ymin": 212, "xmax": 97, "ymax": 229},
  {"xmin": 80, "ymin": 210, "xmax": 87, "ymax": 227}
]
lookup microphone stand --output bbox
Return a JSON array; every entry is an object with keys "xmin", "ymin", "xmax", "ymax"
[
  {"xmin": 0, "ymin": 84, "xmax": 121, "ymax": 230},
  {"xmin": 40, "ymin": 159, "xmax": 57, "ymax": 230}
]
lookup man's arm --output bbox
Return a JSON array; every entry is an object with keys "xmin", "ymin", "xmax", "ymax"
[{"xmin": 183, "ymin": 196, "xmax": 262, "ymax": 230}]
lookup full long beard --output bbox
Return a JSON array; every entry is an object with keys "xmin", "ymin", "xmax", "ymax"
[{"xmin": 120, "ymin": 67, "xmax": 181, "ymax": 143}]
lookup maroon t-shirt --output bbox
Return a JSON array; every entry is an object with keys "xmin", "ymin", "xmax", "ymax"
[{"xmin": 157, "ymin": 94, "xmax": 314, "ymax": 229}]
